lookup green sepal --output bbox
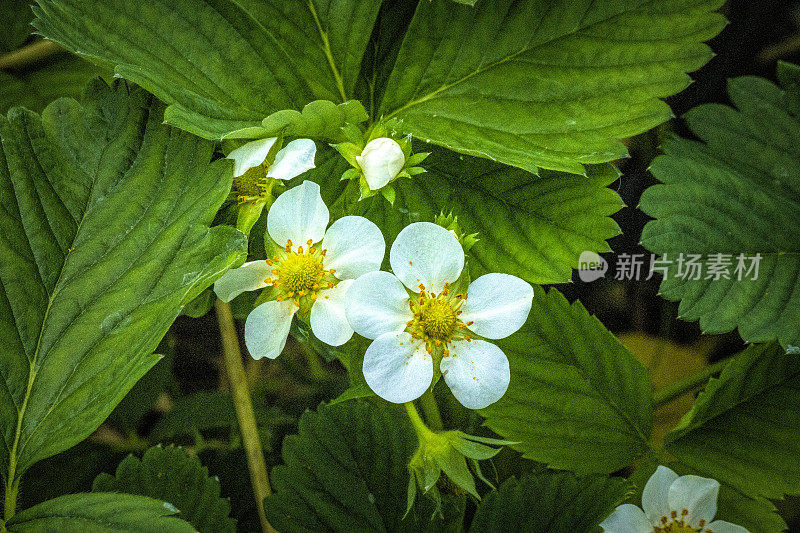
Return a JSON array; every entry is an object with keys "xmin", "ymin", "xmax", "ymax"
[
  {"xmin": 333, "ymin": 142, "xmax": 362, "ymax": 168},
  {"xmin": 381, "ymin": 185, "xmax": 396, "ymax": 205},
  {"xmin": 236, "ymin": 197, "xmax": 268, "ymax": 236}
]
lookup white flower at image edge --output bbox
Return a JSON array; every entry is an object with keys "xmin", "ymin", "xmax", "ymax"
[
  {"xmin": 356, "ymin": 137, "xmax": 405, "ymax": 190},
  {"xmin": 227, "ymin": 137, "xmax": 317, "ymax": 179},
  {"xmin": 213, "ymin": 181, "xmax": 385, "ymax": 359},
  {"xmin": 600, "ymin": 466, "xmax": 749, "ymax": 533},
  {"xmin": 344, "ymin": 222, "xmax": 533, "ymax": 410}
]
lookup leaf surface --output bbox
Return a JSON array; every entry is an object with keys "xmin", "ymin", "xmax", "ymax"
[
  {"xmin": 641, "ymin": 75, "xmax": 800, "ymax": 348},
  {"xmin": 0, "ymin": 80, "xmax": 246, "ymax": 486}
]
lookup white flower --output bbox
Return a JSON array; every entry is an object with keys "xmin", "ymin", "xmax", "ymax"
[
  {"xmin": 355, "ymin": 137, "xmax": 405, "ymax": 190},
  {"xmin": 227, "ymin": 137, "xmax": 316, "ymax": 179},
  {"xmin": 214, "ymin": 181, "xmax": 385, "ymax": 358},
  {"xmin": 600, "ymin": 466, "xmax": 749, "ymax": 533},
  {"xmin": 345, "ymin": 222, "xmax": 533, "ymax": 409}
]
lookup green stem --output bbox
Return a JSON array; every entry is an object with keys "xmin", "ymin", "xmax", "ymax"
[
  {"xmin": 3, "ymin": 479, "xmax": 19, "ymax": 522},
  {"xmin": 0, "ymin": 40, "xmax": 61, "ymax": 70},
  {"xmin": 653, "ymin": 357, "xmax": 732, "ymax": 408},
  {"xmin": 215, "ymin": 299, "xmax": 277, "ymax": 533},
  {"xmin": 404, "ymin": 401, "xmax": 436, "ymax": 440},
  {"xmin": 419, "ymin": 390, "xmax": 443, "ymax": 431}
]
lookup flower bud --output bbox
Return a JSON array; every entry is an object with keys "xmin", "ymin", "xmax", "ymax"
[{"xmin": 356, "ymin": 137, "xmax": 405, "ymax": 190}]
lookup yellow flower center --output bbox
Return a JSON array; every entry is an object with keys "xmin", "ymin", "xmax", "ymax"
[
  {"xmin": 263, "ymin": 239, "xmax": 337, "ymax": 309},
  {"xmin": 420, "ymin": 299, "xmax": 457, "ymax": 340},
  {"xmin": 406, "ymin": 283, "xmax": 474, "ymax": 356},
  {"xmin": 232, "ymin": 166, "xmax": 274, "ymax": 203},
  {"xmin": 279, "ymin": 254, "xmax": 321, "ymax": 292},
  {"xmin": 653, "ymin": 509, "xmax": 710, "ymax": 533}
]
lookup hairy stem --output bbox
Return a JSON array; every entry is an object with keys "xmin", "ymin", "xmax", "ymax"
[
  {"xmin": 404, "ymin": 401, "xmax": 436, "ymax": 441},
  {"xmin": 215, "ymin": 299, "xmax": 276, "ymax": 533},
  {"xmin": 0, "ymin": 40, "xmax": 61, "ymax": 70},
  {"xmin": 419, "ymin": 389, "xmax": 443, "ymax": 431},
  {"xmin": 653, "ymin": 357, "xmax": 732, "ymax": 408}
]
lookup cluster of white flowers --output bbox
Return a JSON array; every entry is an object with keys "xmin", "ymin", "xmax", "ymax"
[{"xmin": 214, "ymin": 175, "xmax": 533, "ymax": 409}]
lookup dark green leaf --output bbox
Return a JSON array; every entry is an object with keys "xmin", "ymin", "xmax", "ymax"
[
  {"xmin": 0, "ymin": 1, "xmax": 34, "ymax": 52},
  {"xmin": 641, "ymin": 75, "xmax": 800, "ymax": 348},
  {"xmin": 0, "ymin": 55, "xmax": 107, "ymax": 114},
  {"xmin": 478, "ymin": 287, "xmax": 653, "ymax": 473},
  {"xmin": 380, "ymin": 0, "xmax": 725, "ymax": 173},
  {"xmin": 6, "ymin": 492, "xmax": 195, "ymax": 532},
  {"xmin": 470, "ymin": 470, "xmax": 629, "ymax": 533},
  {"xmin": 93, "ymin": 445, "xmax": 236, "ymax": 533},
  {"xmin": 33, "ymin": 0, "xmax": 382, "ymax": 138},
  {"xmin": 665, "ymin": 343, "xmax": 800, "ymax": 501},
  {"xmin": 0, "ymin": 80, "xmax": 246, "ymax": 486},
  {"xmin": 304, "ymin": 146, "xmax": 623, "ymax": 284},
  {"xmin": 263, "ymin": 400, "xmax": 437, "ymax": 532}
]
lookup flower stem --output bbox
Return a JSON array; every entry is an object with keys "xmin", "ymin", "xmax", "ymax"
[
  {"xmin": 653, "ymin": 357, "xmax": 732, "ymax": 408},
  {"xmin": 419, "ymin": 390, "xmax": 443, "ymax": 431},
  {"xmin": 0, "ymin": 40, "xmax": 61, "ymax": 70},
  {"xmin": 215, "ymin": 299, "xmax": 276, "ymax": 533},
  {"xmin": 404, "ymin": 401, "xmax": 436, "ymax": 440}
]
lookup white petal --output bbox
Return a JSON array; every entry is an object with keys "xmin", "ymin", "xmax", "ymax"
[
  {"xmin": 668, "ymin": 475, "xmax": 720, "ymax": 527},
  {"xmin": 362, "ymin": 332, "xmax": 432, "ymax": 403},
  {"xmin": 460, "ymin": 273, "xmax": 533, "ymax": 340},
  {"xmin": 440, "ymin": 340, "xmax": 510, "ymax": 410},
  {"xmin": 389, "ymin": 222, "xmax": 464, "ymax": 294},
  {"xmin": 322, "ymin": 216, "xmax": 385, "ymax": 280},
  {"xmin": 266, "ymin": 138, "xmax": 316, "ymax": 180},
  {"xmin": 310, "ymin": 279, "xmax": 354, "ymax": 346},
  {"xmin": 227, "ymin": 137, "xmax": 277, "ymax": 177},
  {"xmin": 213, "ymin": 261, "xmax": 271, "ymax": 303},
  {"xmin": 355, "ymin": 137, "xmax": 405, "ymax": 190},
  {"xmin": 243, "ymin": 300, "xmax": 296, "ymax": 359},
  {"xmin": 267, "ymin": 180, "xmax": 329, "ymax": 247},
  {"xmin": 345, "ymin": 271, "xmax": 412, "ymax": 339},
  {"xmin": 642, "ymin": 465, "xmax": 679, "ymax": 524},
  {"xmin": 599, "ymin": 505, "xmax": 652, "ymax": 533},
  {"xmin": 707, "ymin": 520, "xmax": 749, "ymax": 533}
]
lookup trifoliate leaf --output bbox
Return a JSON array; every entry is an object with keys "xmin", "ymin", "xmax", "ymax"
[
  {"xmin": 664, "ymin": 342, "xmax": 800, "ymax": 501},
  {"xmin": 380, "ymin": 0, "xmax": 725, "ymax": 174},
  {"xmin": 478, "ymin": 287, "xmax": 653, "ymax": 473},
  {"xmin": 470, "ymin": 470, "xmax": 629, "ymax": 533},
  {"xmin": 5, "ymin": 492, "xmax": 195, "ymax": 532},
  {"xmin": 641, "ymin": 74, "xmax": 800, "ymax": 348},
  {"xmin": 0, "ymin": 80, "xmax": 246, "ymax": 488},
  {"xmin": 93, "ymin": 445, "xmax": 236, "ymax": 533},
  {"xmin": 33, "ymin": 0, "xmax": 382, "ymax": 138}
]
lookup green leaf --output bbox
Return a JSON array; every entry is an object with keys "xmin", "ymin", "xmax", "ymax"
[
  {"xmin": 470, "ymin": 470, "xmax": 629, "ymax": 533},
  {"xmin": 93, "ymin": 445, "xmax": 236, "ymax": 533},
  {"xmin": 304, "ymin": 146, "xmax": 623, "ymax": 284},
  {"xmin": 641, "ymin": 75, "xmax": 800, "ymax": 348},
  {"xmin": 0, "ymin": 55, "xmax": 108, "ymax": 114},
  {"xmin": 0, "ymin": 80, "xmax": 246, "ymax": 486},
  {"xmin": 664, "ymin": 342, "xmax": 800, "ymax": 500},
  {"xmin": 380, "ymin": 0, "xmax": 725, "ymax": 174},
  {"xmin": 224, "ymin": 99, "xmax": 368, "ymax": 142},
  {"xmin": 5, "ymin": 492, "xmax": 196, "ymax": 532},
  {"xmin": 33, "ymin": 0, "xmax": 381, "ymax": 138},
  {"xmin": 478, "ymin": 287, "xmax": 653, "ymax": 473},
  {"xmin": 263, "ymin": 400, "xmax": 437, "ymax": 532},
  {"xmin": 0, "ymin": 1, "xmax": 34, "ymax": 52}
]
